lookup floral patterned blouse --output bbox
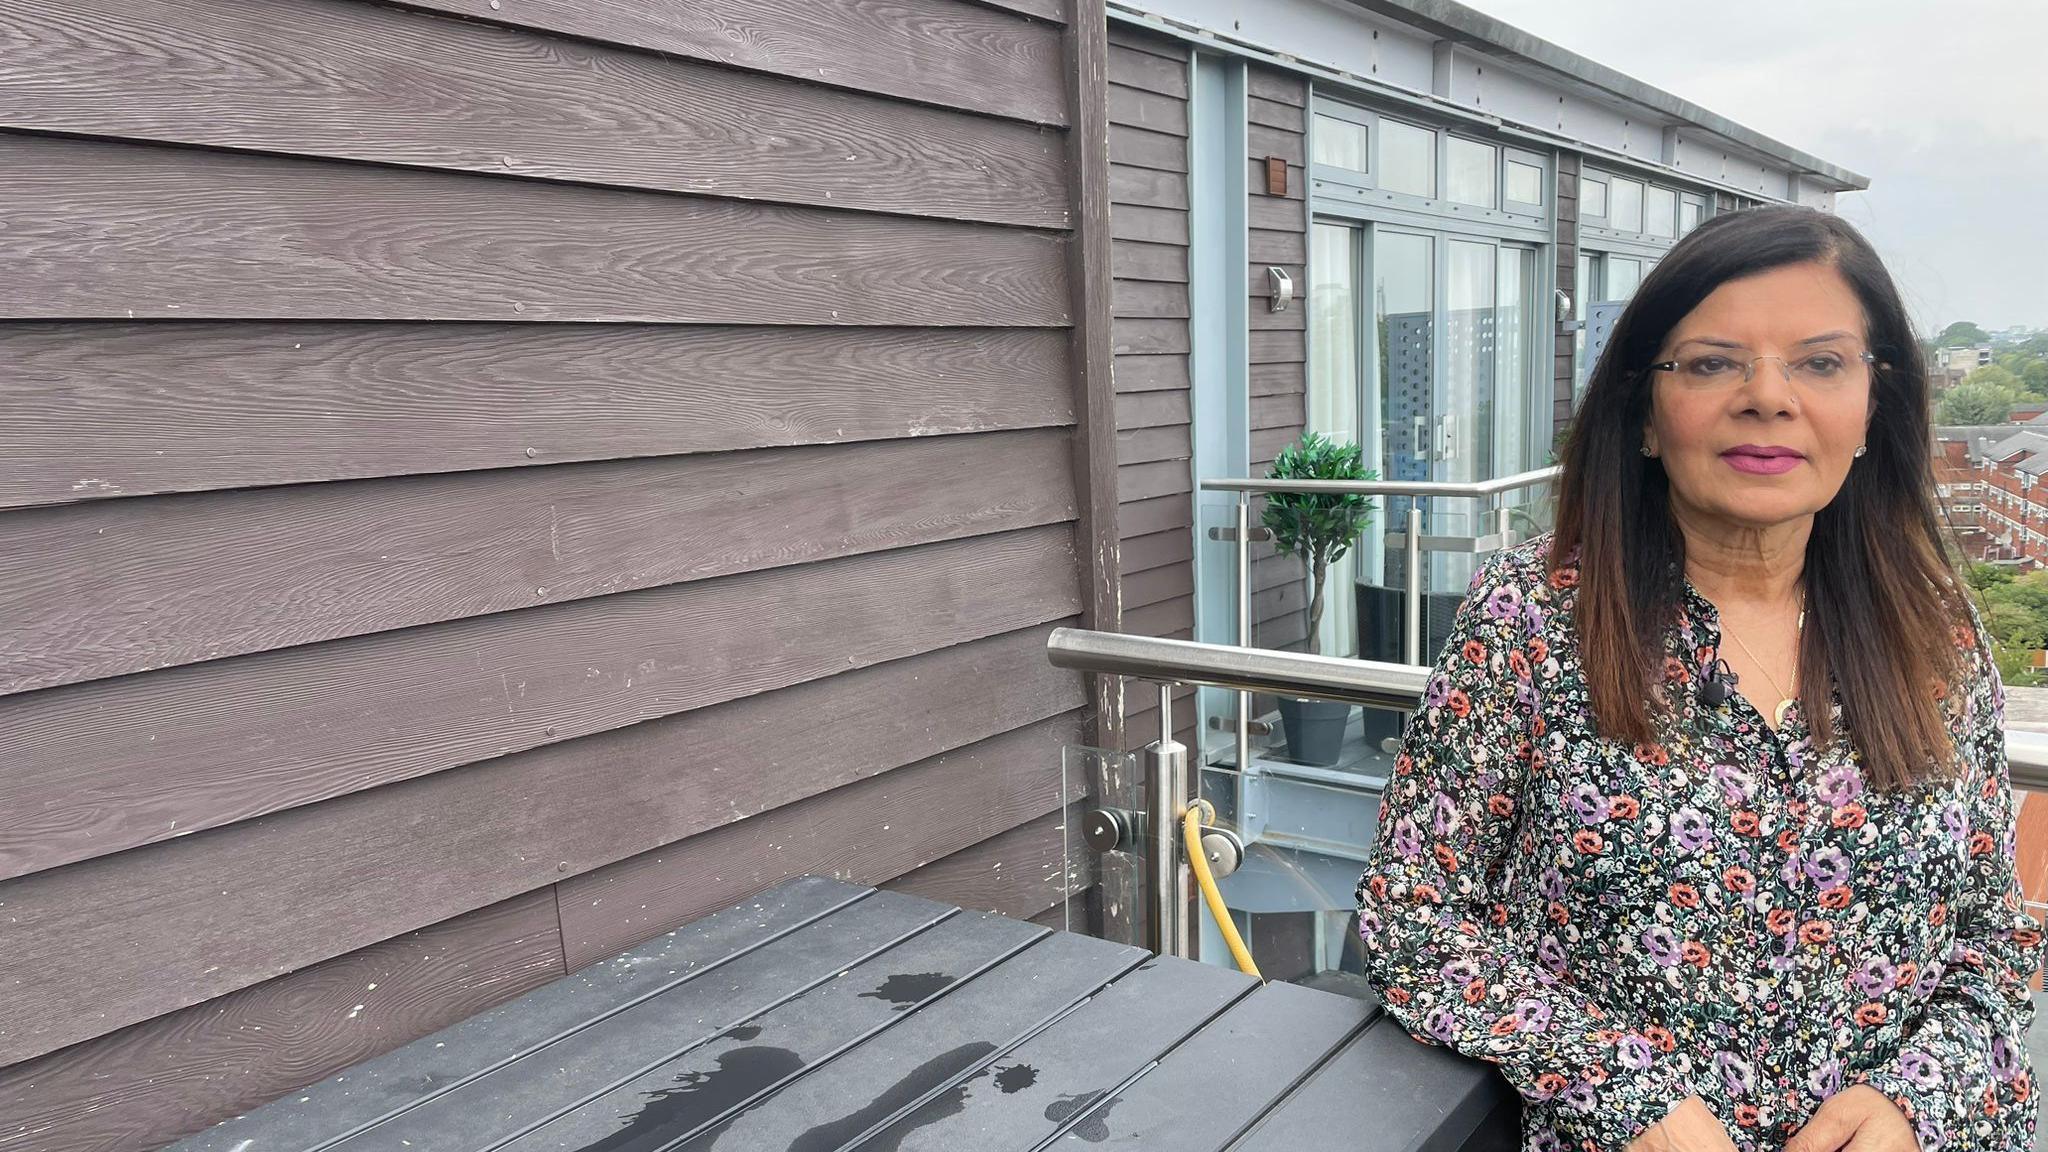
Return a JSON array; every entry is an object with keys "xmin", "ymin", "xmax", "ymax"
[{"xmin": 1355, "ymin": 535, "xmax": 2042, "ymax": 1151}]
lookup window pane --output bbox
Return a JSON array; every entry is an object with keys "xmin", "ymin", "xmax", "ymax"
[
  {"xmin": 1496, "ymin": 246, "xmax": 1532, "ymax": 474},
  {"xmin": 1506, "ymin": 159, "xmax": 1543, "ymax": 205},
  {"xmin": 1312, "ymin": 113, "xmax": 1370, "ymax": 172},
  {"xmin": 1379, "ymin": 119, "xmax": 1436, "ymax": 198},
  {"xmin": 1446, "ymin": 137, "xmax": 1497, "ymax": 207},
  {"xmin": 1607, "ymin": 256, "xmax": 1642, "ymax": 301},
  {"xmin": 1376, "ymin": 230, "xmax": 1433, "ymax": 590},
  {"xmin": 1609, "ymin": 177, "xmax": 1644, "ymax": 232},
  {"xmin": 1646, "ymin": 186, "xmax": 1676, "ymax": 238},
  {"xmin": 1309, "ymin": 223, "xmax": 1362, "ymax": 656},
  {"xmin": 1582, "ymin": 178, "xmax": 1608, "ymax": 219},
  {"xmin": 1679, "ymin": 196, "xmax": 1704, "ymax": 234}
]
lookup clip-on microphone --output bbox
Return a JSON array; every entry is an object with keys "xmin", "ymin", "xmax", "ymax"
[{"xmin": 1698, "ymin": 658, "xmax": 1738, "ymax": 707}]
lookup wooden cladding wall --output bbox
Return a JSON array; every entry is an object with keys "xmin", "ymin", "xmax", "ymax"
[
  {"xmin": 1246, "ymin": 66, "xmax": 1311, "ymax": 656},
  {"xmin": 0, "ymin": 1, "xmax": 1111, "ymax": 1148},
  {"xmin": 1107, "ymin": 26, "xmax": 1196, "ymax": 753}
]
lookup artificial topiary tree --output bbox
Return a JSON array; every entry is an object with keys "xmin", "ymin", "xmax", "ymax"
[{"xmin": 1262, "ymin": 433, "xmax": 1376, "ymax": 657}]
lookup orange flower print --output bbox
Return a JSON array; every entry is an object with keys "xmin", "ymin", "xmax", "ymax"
[
  {"xmin": 1610, "ymin": 795, "xmax": 1642, "ymax": 820},
  {"xmin": 1447, "ymin": 689, "xmax": 1471, "ymax": 718},
  {"xmin": 1489, "ymin": 1014, "xmax": 1520, "ymax": 1036},
  {"xmin": 1970, "ymin": 830, "xmax": 1996, "ymax": 857},
  {"xmin": 1734, "ymin": 1104, "xmax": 1760, "ymax": 1127},
  {"xmin": 1930, "ymin": 902, "xmax": 1948, "ymax": 927},
  {"xmin": 1854, "ymin": 1002, "xmax": 1888, "ymax": 1026},
  {"xmin": 1387, "ymin": 986, "xmax": 1411, "ymax": 1006},
  {"xmin": 1529, "ymin": 637, "xmax": 1550, "ymax": 663},
  {"xmin": 1731, "ymin": 811, "xmax": 1760, "ymax": 836},
  {"xmin": 1464, "ymin": 978, "xmax": 1487, "ymax": 1005},
  {"xmin": 1510, "ymin": 649, "xmax": 1531, "ymax": 679},
  {"xmin": 1488, "ymin": 793, "xmax": 1516, "ymax": 818},
  {"xmin": 1463, "ymin": 639, "xmax": 1488, "ymax": 664},
  {"xmin": 1536, "ymin": 1072, "xmax": 1569, "ymax": 1095},
  {"xmin": 1680, "ymin": 941, "xmax": 1710, "ymax": 968},
  {"xmin": 1766, "ymin": 908, "xmax": 1795, "ymax": 935},
  {"xmin": 1723, "ymin": 866, "xmax": 1755, "ymax": 893},
  {"xmin": 1633, "ymin": 743, "xmax": 1670, "ymax": 766},
  {"xmin": 1777, "ymin": 829, "xmax": 1799, "ymax": 852},
  {"xmin": 1669, "ymin": 882, "xmax": 1700, "ymax": 908},
  {"xmin": 1644, "ymin": 1025, "xmax": 1677, "ymax": 1053},
  {"xmin": 1434, "ymin": 844, "xmax": 1459, "ymax": 872},
  {"xmin": 1663, "ymin": 656, "xmax": 1687, "ymax": 683},
  {"xmin": 1799, "ymin": 921, "xmax": 1833, "ymax": 945},
  {"xmin": 1895, "ymin": 961, "xmax": 1918, "ymax": 989},
  {"xmin": 1575, "ymin": 830, "xmax": 1605, "ymax": 855},
  {"xmin": 1818, "ymin": 886, "xmax": 1852, "ymax": 910},
  {"xmin": 1830, "ymin": 804, "xmax": 1867, "ymax": 829}
]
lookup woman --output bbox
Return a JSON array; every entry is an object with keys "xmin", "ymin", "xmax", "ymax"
[{"xmin": 1355, "ymin": 206, "xmax": 2041, "ymax": 1152}]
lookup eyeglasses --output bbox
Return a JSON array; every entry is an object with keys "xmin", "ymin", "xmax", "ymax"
[{"xmin": 1646, "ymin": 347, "xmax": 1879, "ymax": 390}]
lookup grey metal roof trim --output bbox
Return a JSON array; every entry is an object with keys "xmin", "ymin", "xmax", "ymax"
[
  {"xmin": 1986, "ymin": 431, "xmax": 2048, "ymax": 461},
  {"xmin": 1339, "ymin": 0, "xmax": 1870, "ymax": 191}
]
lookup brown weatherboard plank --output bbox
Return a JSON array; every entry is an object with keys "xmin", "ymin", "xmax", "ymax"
[
  {"xmin": 1248, "ymin": 95, "xmax": 1306, "ymax": 133},
  {"xmin": 0, "ymin": 622, "xmax": 1085, "ymax": 1066},
  {"xmin": 1251, "ymin": 228, "xmax": 1308, "ymax": 265},
  {"xmin": 1121, "ymin": 527, "xmax": 1193, "ymax": 574},
  {"xmin": 1251, "ymin": 329, "xmax": 1307, "ymax": 364},
  {"xmin": 884, "ymin": 802, "xmax": 1094, "ymax": 920},
  {"xmin": 1124, "ymin": 565, "xmax": 1193, "ymax": 610},
  {"xmin": 1111, "ymin": 280, "xmax": 1190, "ymax": 319},
  {"xmin": 1117, "ymin": 424, "xmax": 1190, "ymax": 467},
  {"xmin": 0, "ymin": 134, "xmax": 1069, "ymax": 325},
  {"xmin": 1113, "ymin": 317, "xmax": 1191, "ymax": 355},
  {"xmin": 1109, "ymin": 203, "xmax": 1188, "ymax": 245},
  {"xmin": 1118, "ymin": 459, "xmax": 1191, "ymax": 503},
  {"xmin": 1107, "ymin": 83, "xmax": 1187, "ymax": 136},
  {"xmin": 1247, "ymin": 67, "xmax": 1307, "ymax": 106},
  {"xmin": 382, "ymin": 0, "xmax": 1068, "ymax": 125},
  {"xmin": 1249, "ymin": 123, "xmax": 1305, "ymax": 165},
  {"xmin": 0, "ymin": 525, "xmax": 1080, "ymax": 885},
  {"xmin": 0, "ymin": 0, "xmax": 1067, "ymax": 227},
  {"xmin": 1119, "ymin": 493, "xmax": 1192, "ymax": 539},
  {"xmin": 1108, "ymin": 123, "xmax": 1187, "ymax": 172},
  {"xmin": 1122, "ymin": 597, "xmax": 1194, "ymax": 637},
  {"xmin": 1115, "ymin": 388, "xmax": 1191, "ymax": 430},
  {"xmin": 1254, "ymin": 393, "xmax": 1306, "ymax": 430},
  {"xmin": 1113, "ymin": 239, "xmax": 1188, "ymax": 283},
  {"xmin": 1108, "ymin": 23, "xmax": 1184, "ymax": 60},
  {"xmin": 559, "ymin": 712, "xmax": 1088, "ymax": 967},
  {"xmin": 0, "ymin": 889, "xmax": 564, "ymax": 1152},
  {"xmin": 1250, "ymin": 195, "xmax": 1306, "ymax": 232},
  {"xmin": 972, "ymin": 0, "xmax": 1067, "ymax": 22},
  {"xmin": 1107, "ymin": 42, "xmax": 1187, "ymax": 98},
  {"xmin": 0, "ymin": 427, "xmax": 1075, "ymax": 697},
  {"xmin": 0, "ymin": 322, "xmax": 1071, "ymax": 510},
  {"xmin": 1113, "ymin": 353, "xmax": 1191, "ymax": 393},
  {"xmin": 1110, "ymin": 164, "xmax": 1189, "ymax": 209}
]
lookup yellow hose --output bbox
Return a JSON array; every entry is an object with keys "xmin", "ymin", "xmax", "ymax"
[{"xmin": 1185, "ymin": 798, "xmax": 1262, "ymax": 980}]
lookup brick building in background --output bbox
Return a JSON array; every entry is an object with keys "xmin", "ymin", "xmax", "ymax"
[{"xmin": 1939, "ymin": 420, "xmax": 2048, "ymax": 568}]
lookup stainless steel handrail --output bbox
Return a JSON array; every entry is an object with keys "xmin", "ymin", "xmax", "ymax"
[
  {"xmin": 1196, "ymin": 464, "xmax": 1561, "ymax": 775},
  {"xmin": 1199, "ymin": 465, "xmax": 1562, "ymax": 499},
  {"xmin": 1050, "ymin": 627, "xmax": 2048, "ymax": 794}
]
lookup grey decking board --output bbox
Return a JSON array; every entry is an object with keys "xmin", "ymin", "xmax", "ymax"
[
  {"xmin": 322, "ymin": 893, "xmax": 992, "ymax": 1152},
  {"xmin": 168, "ymin": 878, "xmax": 875, "ymax": 1152},
  {"xmin": 1047, "ymin": 979, "xmax": 1377, "ymax": 1151},
  {"xmin": 1227, "ymin": 1015, "xmax": 1512, "ymax": 1152},
  {"xmin": 854, "ymin": 955, "xmax": 1258, "ymax": 1152},
  {"xmin": 662, "ymin": 931, "xmax": 1151, "ymax": 1152}
]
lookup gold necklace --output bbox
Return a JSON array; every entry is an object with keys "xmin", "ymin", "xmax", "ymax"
[{"xmin": 1722, "ymin": 594, "xmax": 1805, "ymax": 727}]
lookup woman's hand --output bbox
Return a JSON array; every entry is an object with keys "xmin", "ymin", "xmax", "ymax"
[
  {"xmin": 1782, "ymin": 1085, "xmax": 1917, "ymax": 1152},
  {"xmin": 1625, "ymin": 1095, "xmax": 1739, "ymax": 1152}
]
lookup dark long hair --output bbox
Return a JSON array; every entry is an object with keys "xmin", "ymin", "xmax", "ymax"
[{"xmin": 1553, "ymin": 205, "xmax": 1967, "ymax": 789}]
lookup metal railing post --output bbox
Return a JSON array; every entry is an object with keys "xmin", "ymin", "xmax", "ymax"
[
  {"xmin": 1147, "ymin": 684, "xmax": 1190, "ymax": 959},
  {"xmin": 1236, "ymin": 492, "xmax": 1251, "ymax": 775},
  {"xmin": 1403, "ymin": 505, "xmax": 1423, "ymax": 667}
]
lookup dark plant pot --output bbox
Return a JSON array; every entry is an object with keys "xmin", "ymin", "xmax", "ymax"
[{"xmin": 1277, "ymin": 696, "xmax": 1353, "ymax": 766}]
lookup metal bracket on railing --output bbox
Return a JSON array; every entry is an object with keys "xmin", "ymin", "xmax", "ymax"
[{"xmin": 1080, "ymin": 806, "xmax": 1242, "ymax": 882}]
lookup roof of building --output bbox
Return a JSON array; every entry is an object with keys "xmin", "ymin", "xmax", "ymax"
[
  {"xmin": 1986, "ymin": 431, "xmax": 2048, "ymax": 465},
  {"xmin": 1341, "ymin": 0, "xmax": 1870, "ymax": 190}
]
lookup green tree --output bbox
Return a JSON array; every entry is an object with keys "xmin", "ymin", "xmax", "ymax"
[
  {"xmin": 1938, "ymin": 320, "xmax": 1991, "ymax": 347},
  {"xmin": 1937, "ymin": 379, "xmax": 2014, "ymax": 424},
  {"xmin": 2025, "ymin": 361, "xmax": 2048, "ymax": 396}
]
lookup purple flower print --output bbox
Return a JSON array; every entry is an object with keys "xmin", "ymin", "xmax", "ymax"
[
  {"xmin": 1899, "ymin": 1049, "xmax": 1943, "ymax": 1087},
  {"xmin": 1710, "ymin": 763, "xmax": 1754, "ymax": 807},
  {"xmin": 1440, "ymin": 957, "xmax": 1478, "ymax": 984},
  {"xmin": 1641, "ymin": 925, "xmax": 1682, "ymax": 966},
  {"xmin": 1991, "ymin": 1035, "xmax": 2019, "ymax": 1080},
  {"xmin": 1567, "ymin": 783, "xmax": 1608, "ymax": 825},
  {"xmin": 1424, "ymin": 673, "xmax": 1450, "ymax": 710},
  {"xmin": 1816, "ymin": 762, "xmax": 1864, "ymax": 806},
  {"xmin": 1806, "ymin": 1058, "xmax": 1843, "ymax": 1099},
  {"xmin": 1512, "ymin": 997, "xmax": 1552, "ymax": 1032},
  {"xmin": 1913, "ymin": 962, "xmax": 1944, "ymax": 999},
  {"xmin": 1529, "ymin": 1132, "xmax": 1566, "ymax": 1152},
  {"xmin": 1616, "ymin": 1034, "xmax": 1654, "ymax": 1071},
  {"xmin": 1850, "ymin": 956, "xmax": 1896, "ymax": 998},
  {"xmin": 1671, "ymin": 807, "xmax": 1713, "ymax": 852},
  {"xmin": 1485, "ymin": 583, "xmax": 1523, "ymax": 620},
  {"xmin": 1941, "ymin": 802, "xmax": 1970, "ymax": 842},
  {"xmin": 1393, "ymin": 815, "xmax": 1423, "ymax": 859},
  {"xmin": 1523, "ymin": 601, "xmax": 1546, "ymax": 635},
  {"xmin": 1804, "ymin": 846, "xmax": 1850, "ymax": 888},
  {"xmin": 1784, "ymin": 736, "xmax": 1811, "ymax": 769},
  {"xmin": 1714, "ymin": 1052, "xmax": 1755, "ymax": 1098},
  {"xmin": 1538, "ymin": 867, "xmax": 1565, "ymax": 902},
  {"xmin": 1536, "ymin": 934, "xmax": 1568, "ymax": 972},
  {"xmin": 1559, "ymin": 1082, "xmax": 1598, "ymax": 1112},
  {"xmin": 1432, "ymin": 791, "xmax": 1457, "ymax": 837},
  {"xmin": 1425, "ymin": 1006, "xmax": 1459, "ymax": 1044},
  {"xmin": 1515, "ymin": 680, "xmax": 1540, "ymax": 709}
]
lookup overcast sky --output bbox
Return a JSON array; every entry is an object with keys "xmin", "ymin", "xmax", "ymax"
[{"xmin": 1468, "ymin": 0, "xmax": 2048, "ymax": 334}]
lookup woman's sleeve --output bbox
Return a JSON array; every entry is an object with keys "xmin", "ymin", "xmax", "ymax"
[
  {"xmin": 1852, "ymin": 634, "xmax": 2043, "ymax": 1152},
  {"xmin": 1353, "ymin": 554, "xmax": 1693, "ymax": 1151}
]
